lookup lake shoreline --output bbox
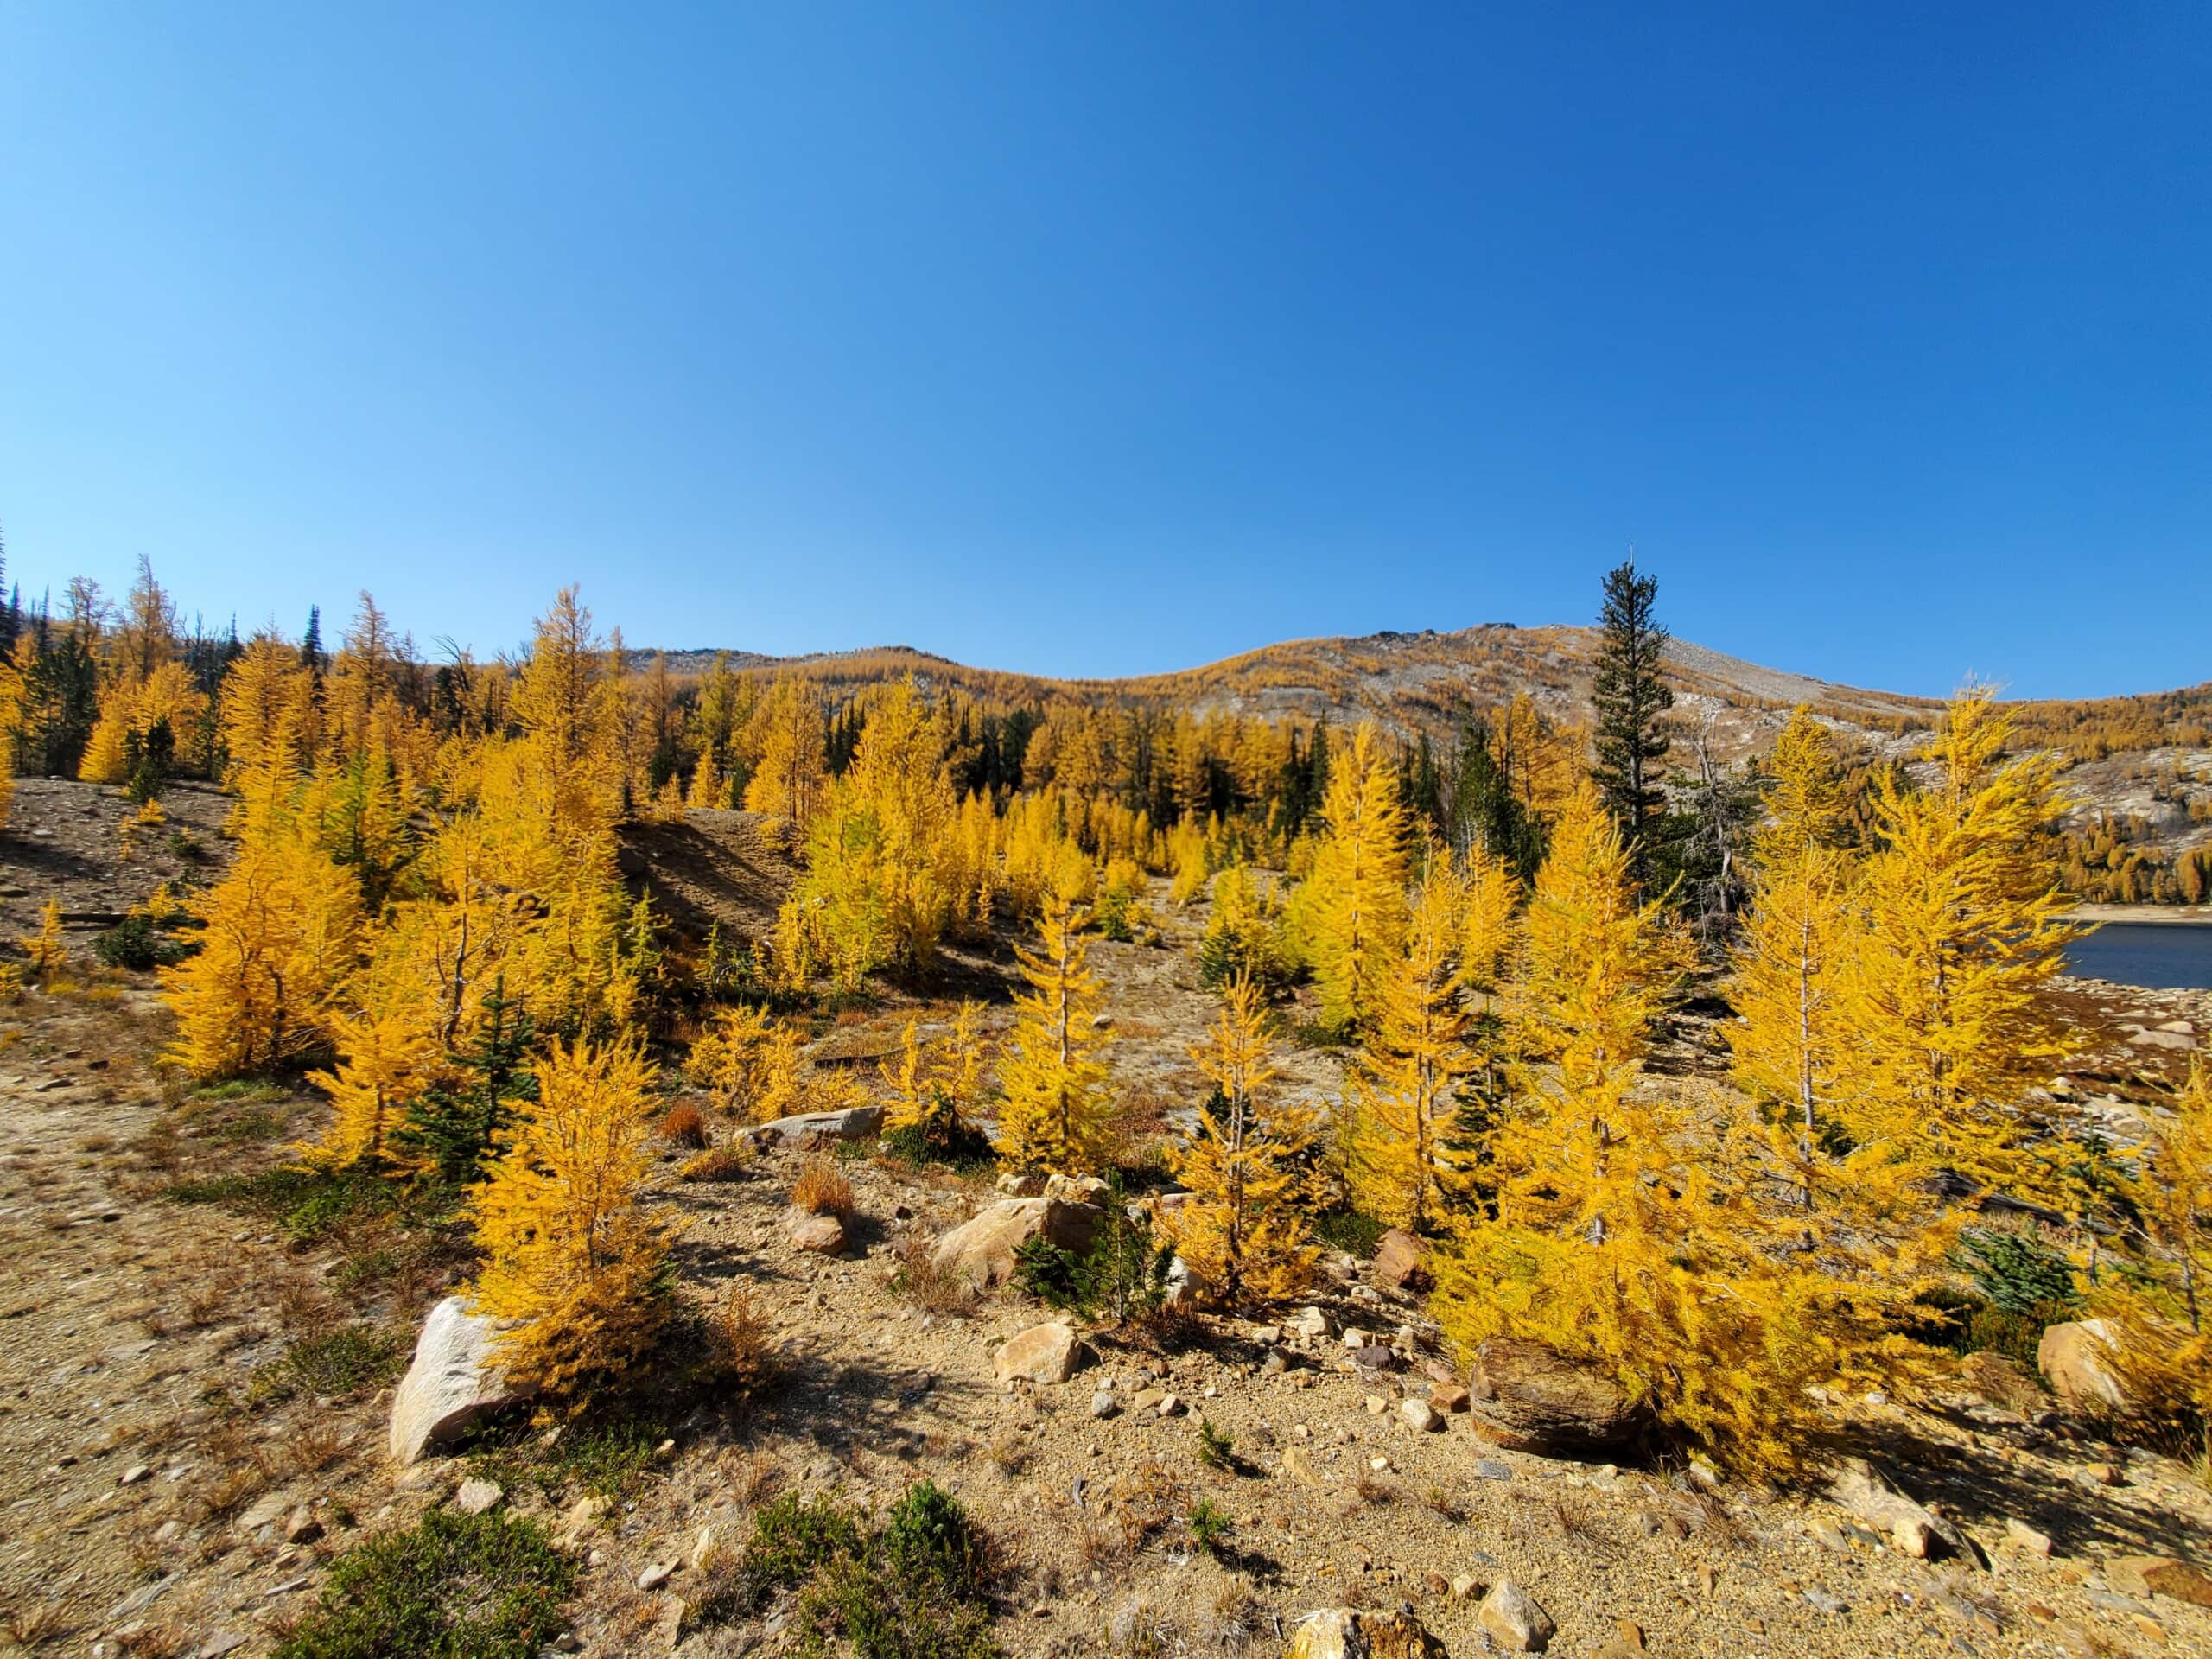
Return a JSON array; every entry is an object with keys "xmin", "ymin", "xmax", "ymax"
[{"xmin": 2072, "ymin": 903, "xmax": 2212, "ymax": 926}]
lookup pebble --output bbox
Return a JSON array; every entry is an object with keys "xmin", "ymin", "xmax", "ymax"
[
  {"xmin": 1473, "ymin": 1459, "xmax": 1514, "ymax": 1482},
  {"xmin": 637, "ymin": 1561, "xmax": 675, "ymax": 1592},
  {"xmin": 119, "ymin": 1465, "xmax": 149, "ymax": 1486},
  {"xmin": 1090, "ymin": 1390, "xmax": 1117, "ymax": 1419},
  {"xmin": 454, "ymin": 1478, "xmax": 504, "ymax": 1516},
  {"xmin": 1399, "ymin": 1399, "xmax": 1440, "ymax": 1433}
]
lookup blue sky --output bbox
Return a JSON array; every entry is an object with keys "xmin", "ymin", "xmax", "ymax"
[{"xmin": 1, "ymin": 4, "xmax": 2204, "ymax": 698}]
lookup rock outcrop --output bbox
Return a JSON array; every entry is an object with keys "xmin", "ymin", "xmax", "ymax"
[
  {"xmin": 1465, "ymin": 1338, "xmax": 1643, "ymax": 1455},
  {"xmin": 1286, "ymin": 1607, "xmax": 1447, "ymax": 1659},
  {"xmin": 388, "ymin": 1296, "xmax": 531, "ymax": 1465},
  {"xmin": 931, "ymin": 1197, "xmax": 1103, "ymax": 1290},
  {"xmin": 2037, "ymin": 1319, "xmax": 2128, "ymax": 1414}
]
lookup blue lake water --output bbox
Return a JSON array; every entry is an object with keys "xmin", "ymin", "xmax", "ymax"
[{"xmin": 2064, "ymin": 922, "xmax": 2212, "ymax": 992}]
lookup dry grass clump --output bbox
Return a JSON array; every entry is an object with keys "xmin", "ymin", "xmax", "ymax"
[
  {"xmin": 790, "ymin": 1156, "xmax": 854, "ymax": 1217},
  {"xmin": 704, "ymin": 1285, "xmax": 779, "ymax": 1395},
  {"xmin": 1547, "ymin": 1487, "xmax": 1604, "ymax": 1541},
  {"xmin": 891, "ymin": 1230, "xmax": 972, "ymax": 1316},
  {"xmin": 680, "ymin": 1146, "xmax": 748, "ymax": 1183},
  {"xmin": 659, "ymin": 1102, "xmax": 709, "ymax": 1148}
]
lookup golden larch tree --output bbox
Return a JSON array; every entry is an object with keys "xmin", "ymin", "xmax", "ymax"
[
  {"xmin": 994, "ymin": 893, "xmax": 1113, "ymax": 1174},
  {"xmin": 1435, "ymin": 783, "xmax": 1856, "ymax": 1474},
  {"xmin": 1344, "ymin": 863, "xmax": 1472, "ymax": 1232},
  {"xmin": 1300, "ymin": 722, "xmax": 1408, "ymax": 1033},
  {"xmin": 1833, "ymin": 688, "xmax": 2082, "ymax": 1209},
  {"xmin": 470, "ymin": 1037, "xmax": 668, "ymax": 1401},
  {"xmin": 1161, "ymin": 975, "xmax": 1319, "ymax": 1304},
  {"xmin": 1726, "ymin": 708, "xmax": 1853, "ymax": 1207}
]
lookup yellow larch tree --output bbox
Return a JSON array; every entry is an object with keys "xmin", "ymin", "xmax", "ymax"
[
  {"xmin": 1435, "ymin": 781, "xmax": 1855, "ymax": 1475},
  {"xmin": 1344, "ymin": 862, "xmax": 1472, "ymax": 1233},
  {"xmin": 2093, "ymin": 1061, "xmax": 2210, "ymax": 1430},
  {"xmin": 880, "ymin": 1001, "xmax": 990, "ymax": 1148},
  {"xmin": 1161, "ymin": 975, "xmax": 1319, "ymax": 1305},
  {"xmin": 743, "ymin": 676, "xmax": 828, "ymax": 827},
  {"xmin": 994, "ymin": 893, "xmax": 1113, "ymax": 1174},
  {"xmin": 304, "ymin": 988, "xmax": 443, "ymax": 1174},
  {"xmin": 470, "ymin": 1037, "xmax": 668, "ymax": 1402},
  {"xmin": 1726, "ymin": 708, "xmax": 1853, "ymax": 1208},
  {"xmin": 1298, "ymin": 722, "xmax": 1408, "ymax": 1033},
  {"xmin": 1833, "ymin": 687, "xmax": 2082, "ymax": 1213},
  {"xmin": 162, "ymin": 694, "xmax": 364, "ymax": 1079}
]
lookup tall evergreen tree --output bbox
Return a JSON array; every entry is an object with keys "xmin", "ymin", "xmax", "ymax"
[{"xmin": 1589, "ymin": 557, "xmax": 1675, "ymax": 888}]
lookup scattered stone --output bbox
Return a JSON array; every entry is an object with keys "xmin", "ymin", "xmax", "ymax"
[
  {"xmin": 1592, "ymin": 1620, "xmax": 1646, "ymax": 1658},
  {"xmin": 283, "ymin": 1505, "xmax": 323, "ymax": 1545},
  {"xmin": 994, "ymin": 1321, "xmax": 1093, "ymax": 1385},
  {"xmin": 2079, "ymin": 1460, "xmax": 2122, "ymax": 1487},
  {"xmin": 1473, "ymin": 1459, "xmax": 1514, "ymax": 1483},
  {"xmin": 1251, "ymin": 1325, "xmax": 1283, "ymax": 1347},
  {"xmin": 454, "ymin": 1477, "xmax": 504, "ymax": 1515},
  {"xmin": 1289, "ymin": 1306, "xmax": 1334, "ymax": 1341},
  {"xmin": 388, "ymin": 1296, "xmax": 532, "ymax": 1465},
  {"xmin": 554, "ymin": 1495, "xmax": 608, "ymax": 1548},
  {"xmin": 2005, "ymin": 1518, "xmax": 2053, "ymax": 1559},
  {"xmin": 787, "ymin": 1211, "xmax": 848, "ymax": 1255},
  {"xmin": 1044, "ymin": 1173, "xmax": 1109, "ymax": 1204},
  {"xmin": 1451, "ymin": 1573, "xmax": 1483, "ymax": 1599},
  {"xmin": 995, "ymin": 1170, "xmax": 1045, "ymax": 1198},
  {"xmin": 931, "ymin": 1198, "xmax": 1103, "ymax": 1291},
  {"xmin": 1373, "ymin": 1229, "xmax": 1433, "ymax": 1291},
  {"xmin": 1478, "ymin": 1579, "xmax": 1555, "ymax": 1652},
  {"xmin": 1365, "ymin": 1394, "xmax": 1389, "ymax": 1415},
  {"xmin": 1828, "ymin": 1458, "xmax": 1982, "ymax": 1567},
  {"xmin": 238, "ymin": 1491, "xmax": 289, "ymax": 1534},
  {"xmin": 1807, "ymin": 1518, "xmax": 1848, "ymax": 1554},
  {"xmin": 1260, "ymin": 1351, "xmax": 1288, "ymax": 1376},
  {"xmin": 1282, "ymin": 1446, "xmax": 1321, "ymax": 1485},
  {"xmin": 2107, "ymin": 1555, "xmax": 2212, "ymax": 1607},
  {"xmin": 1802, "ymin": 1589, "xmax": 1847, "ymax": 1615},
  {"xmin": 1429, "ymin": 1382, "xmax": 1471, "ymax": 1413},
  {"xmin": 637, "ymin": 1561, "xmax": 675, "ymax": 1592},
  {"xmin": 119, "ymin": 1464, "xmax": 150, "ymax": 1485},
  {"xmin": 1343, "ymin": 1328, "xmax": 1371, "ymax": 1350},
  {"xmin": 1287, "ymin": 1607, "xmax": 1446, "ymax": 1659},
  {"xmin": 1400, "ymin": 1399, "xmax": 1441, "ymax": 1433},
  {"xmin": 2037, "ymin": 1320, "xmax": 2128, "ymax": 1414},
  {"xmin": 1156, "ymin": 1393, "xmax": 1183, "ymax": 1419},
  {"xmin": 1354, "ymin": 1344, "xmax": 1400, "ymax": 1374},
  {"xmin": 1466, "ymin": 1338, "xmax": 1643, "ymax": 1455}
]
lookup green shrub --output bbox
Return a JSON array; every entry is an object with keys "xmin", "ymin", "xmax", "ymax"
[
  {"xmin": 251, "ymin": 1325, "xmax": 404, "ymax": 1405},
  {"xmin": 272, "ymin": 1510, "xmax": 574, "ymax": 1659},
  {"xmin": 1186, "ymin": 1497, "xmax": 1232, "ymax": 1557},
  {"xmin": 690, "ymin": 1484, "xmax": 999, "ymax": 1659},
  {"xmin": 1196, "ymin": 1417, "xmax": 1233, "ymax": 1471},
  {"xmin": 1313, "ymin": 1207, "xmax": 1384, "ymax": 1258},
  {"xmin": 1955, "ymin": 1226, "xmax": 2081, "ymax": 1315},
  {"xmin": 93, "ymin": 914, "xmax": 188, "ymax": 970}
]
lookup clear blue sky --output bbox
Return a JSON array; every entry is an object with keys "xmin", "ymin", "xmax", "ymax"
[{"xmin": 2, "ymin": 4, "xmax": 2204, "ymax": 698}]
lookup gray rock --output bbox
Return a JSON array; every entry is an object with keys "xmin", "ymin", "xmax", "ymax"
[
  {"xmin": 1473, "ymin": 1458, "xmax": 1514, "ymax": 1482},
  {"xmin": 739, "ymin": 1103, "xmax": 884, "ymax": 1152},
  {"xmin": 1091, "ymin": 1389, "xmax": 1119, "ymax": 1418},
  {"xmin": 638, "ymin": 1560, "xmax": 675, "ymax": 1592},
  {"xmin": 388, "ymin": 1296, "xmax": 531, "ymax": 1466}
]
